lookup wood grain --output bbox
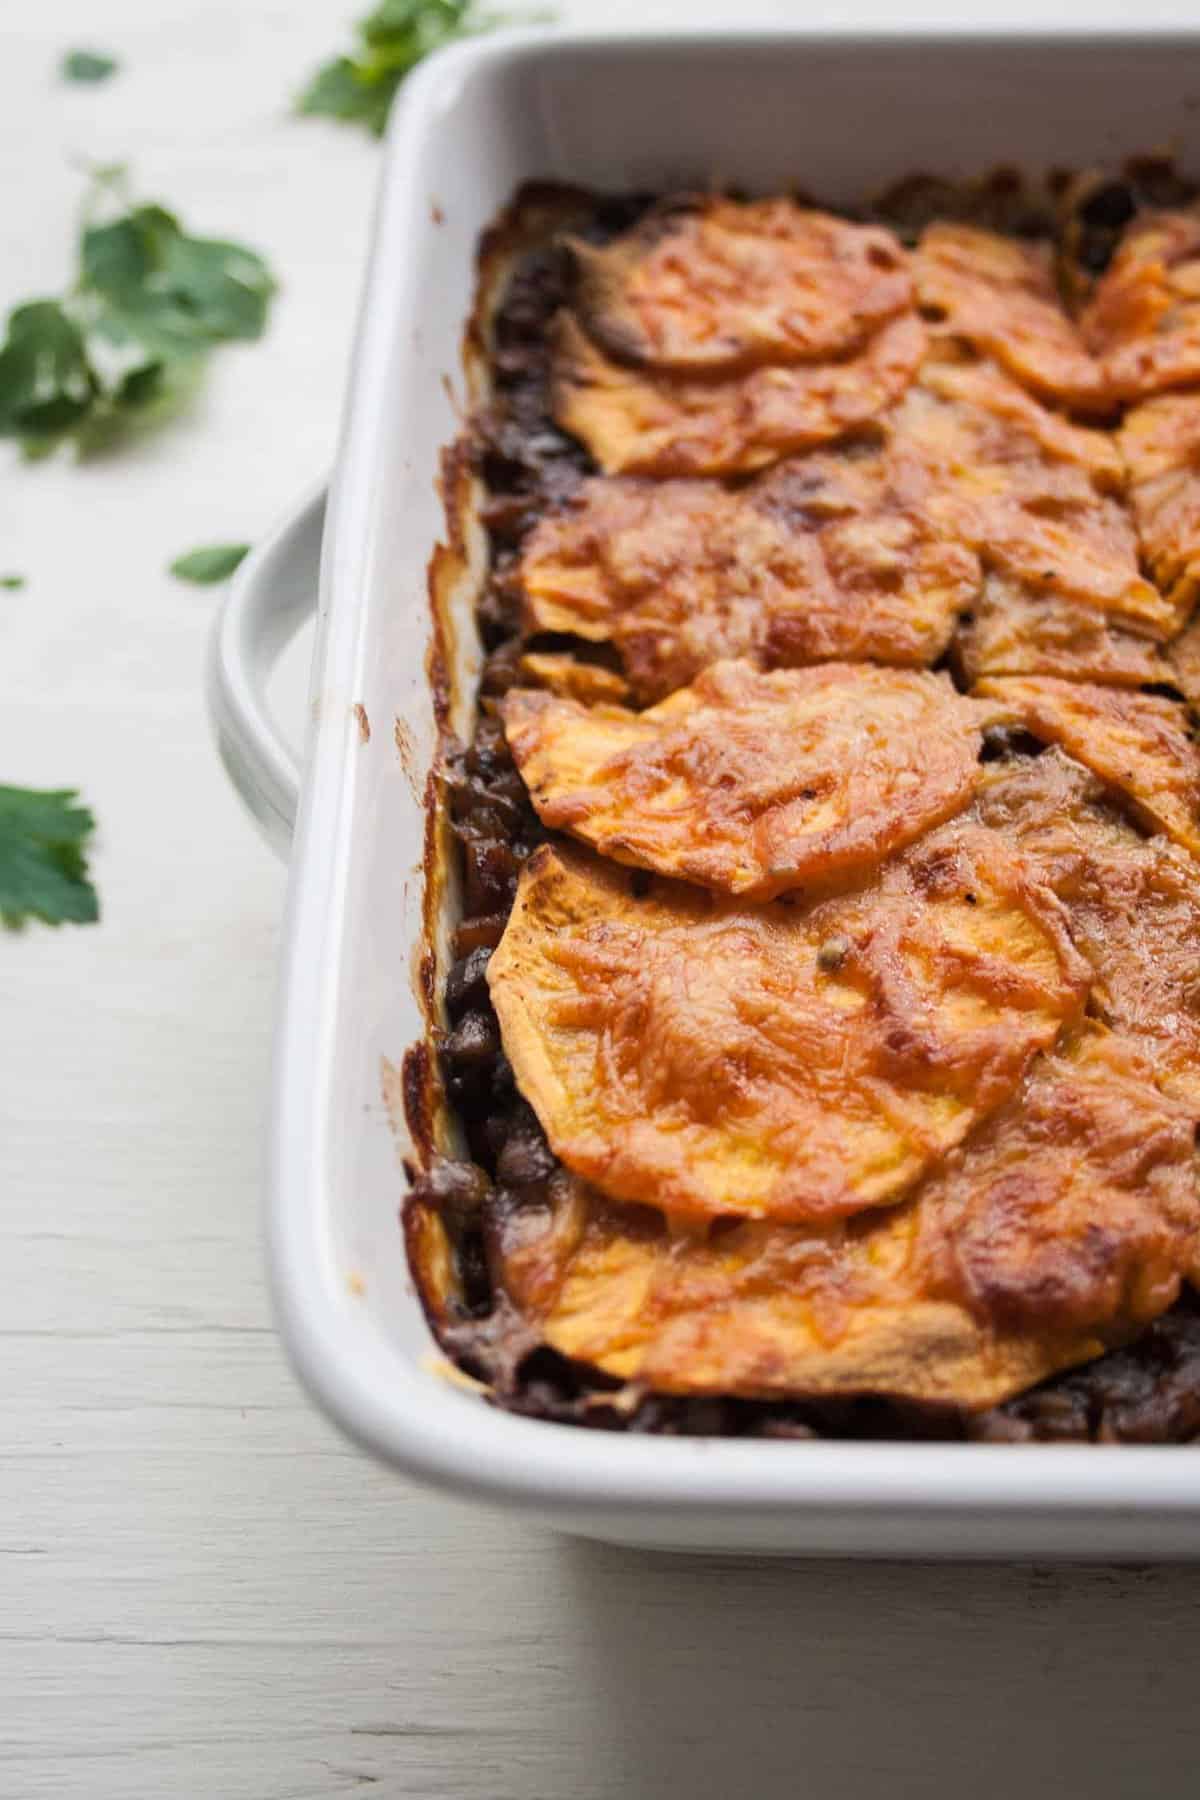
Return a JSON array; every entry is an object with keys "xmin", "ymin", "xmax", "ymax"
[{"xmin": 5, "ymin": 3, "xmax": 1200, "ymax": 1796}]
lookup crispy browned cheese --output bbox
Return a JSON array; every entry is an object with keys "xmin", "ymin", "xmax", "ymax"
[
  {"xmin": 524, "ymin": 354, "xmax": 1159, "ymax": 699},
  {"xmin": 951, "ymin": 483, "xmax": 1159, "ymax": 628},
  {"xmin": 903, "ymin": 359, "xmax": 1170, "ymax": 669},
  {"xmin": 901, "ymin": 360, "xmax": 1169, "ymax": 639},
  {"xmin": 572, "ymin": 198, "xmax": 912, "ymax": 373},
  {"xmin": 551, "ymin": 309, "xmax": 926, "ymax": 477},
  {"xmin": 501, "ymin": 661, "xmax": 984, "ymax": 900},
  {"xmin": 977, "ymin": 747, "xmax": 1200, "ymax": 1107},
  {"xmin": 487, "ymin": 836, "xmax": 1087, "ymax": 1226},
  {"xmin": 1121, "ymin": 393, "xmax": 1200, "ymax": 625},
  {"xmin": 530, "ymin": 1189, "xmax": 1104, "ymax": 1407},
  {"xmin": 1170, "ymin": 612, "xmax": 1200, "ymax": 710},
  {"xmin": 518, "ymin": 453, "xmax": 977, "ymax": 701},
  {"xmin": 489, "ymin": 1031, "xmax": 1196, "ymax": 1406},
  {"xmin": 787, "ymin": 358, "xmax": 1158, "ymax": 629},
  {"xmin": 976, "ymin": 675, "xmax": 1200, "ymax": 857},
  {"xmin": 916, "ymin": 1028, "xmax": 1199, "ymax": 1333},
  {"xmin": 1081, "ymin": 210, "xmax": 1200, "ymax": 399},
  {"xmin": 914, "ymin": 222, "xmax": 1109, "ymax": 408},
  {"xmin": 456, "ymin": 184, "xmax": 1200, "ymax": 1420},
  {"xmin": 955, "ymin": 574, "xmax": 1168, "ymax": 688},
  {"xmin": 911, "ymin": 355, "xmax": 1124, "ymax": 496}
]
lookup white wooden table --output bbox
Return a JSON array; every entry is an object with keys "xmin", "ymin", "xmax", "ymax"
[{"xmin": 5, "ymin": 4, "xmax": 1200, "ymax": 1795}]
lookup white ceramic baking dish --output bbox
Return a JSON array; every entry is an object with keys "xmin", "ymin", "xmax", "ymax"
[{"xmin": 210, "ymin": 27, "xmax": 1200, "ymax": 1556}]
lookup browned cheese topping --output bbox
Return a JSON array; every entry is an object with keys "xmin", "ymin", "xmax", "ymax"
[
  {"xmin": 977, "ymin": 675, "xmax": 1200, "ymax": 857},
  {"xmin": 487, "ymin": 835, "xmax": 1086, "ymax": 1226},
  {"xmin": 517, "ymin": 448, "xmax": 978, "ymax": 700},
  {"xmin": 914, "ymin": 221, "xmax": 1109, "ymax": 409},
  {"xmin": 895, "ymin": 357, "xmax": 1171, "ymax": 683},
  {"xmin": 521, "ymin": 350, "xmax": 1172, "ymax": 698},
  {"xmin": 977, "ymin": 749, "xmax": 1200, "ymax": 1108},
  {"xmin": 916, "ymin": 1027, "xmax": 1199, "ymax": 1338},
  {"xmin": 487, "ymin": 1029, "xmax": 1196, "ymax": 1408},
  {"xmin": 550, "ymin": 197, "xmax": 924, "ymax": 477},
  {"xmin": 1082, "ymin": 210, "xmax": 1200, "ymax": 399},
  {"xmin": 502, "ymin": 661, "xmax": 985, "ymax": 900},
  {"xmin": 416, "ymin": 185, "xmax": 1200, "ymax": 1422},
  {"xmin": 571, "ymin": 197, "xmax": 913, "ymax": 373},
  {"xmin": 551, "ymin": 308, "xmax": 927, "ymax": 478},
  {"xmin": 956, "ymin": 575, "xmax": 1167, "ymax": 691},
  {"xmin": 1171, "ymin": 613, "xmax": 1200, "ymax": 712},
  {"xmin": 1121, "ymin": 392, "xmax": 1200, "ymax": 622},
  {"xmin": 503, "ymin": 1178, "xmax": 1112, "ymax": 1409}
]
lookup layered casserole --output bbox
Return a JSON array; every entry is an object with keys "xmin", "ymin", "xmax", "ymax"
[{"xmin": 407, "ymin": 163, "xmax": 1200, "ymax": 1443}]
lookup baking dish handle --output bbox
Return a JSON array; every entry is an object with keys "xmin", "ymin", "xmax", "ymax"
[{"xmin": 207, "ymin": 486, "xmax": 324, "ymax": 858}]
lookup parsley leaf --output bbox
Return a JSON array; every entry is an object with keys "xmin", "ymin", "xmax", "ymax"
[
  {"xmin": 0, "ymin": 575, "xmax": 26, "ymax": 590},
  {"xmin": 169, "ymin": 543, "xmax": 250, "ymax": 583},
  {"xmin": 298, "ymin": 0, "xmax": 552, "ymax": 136},
  {"xmin": 82, "ymin": 203, "xmax": 275, "ymax": 353},
  {"xmin": 0, "ymin": 301, "xmax": 97, "ymax": 443},
  {"xmin": 61, "ymin": 49, "xmax": 119, "ymax": 84},
  {"xmin": 0, "ymin": 786, "xmax": 99, "ymax": 928},
  {"xmin": 0, "ymin": 172, "xmax": 277, "ymax": 458},
  {"xmin": 298, "ymin": 56, "xmax": 396, "ymax": 136}
]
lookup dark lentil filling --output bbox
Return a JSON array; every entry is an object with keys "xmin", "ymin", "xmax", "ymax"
[{"xmin": 406, "ymin": 175, "xmax": 1200, "ymax": 1443}]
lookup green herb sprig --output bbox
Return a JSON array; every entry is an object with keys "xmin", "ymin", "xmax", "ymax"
[
  {"xmin": 0, "ymin": 169, "xmax": 276, "ymax": 458},
  {"xmin": 169, "ymin": 543, "xmax": 250, "ymax": 584},
  {"xmin": 0, "ymin": 786, "xmax": 98, "ymax": 928},
  {"xmin": 298, "ymin": 0, "xmax": 550, "ymax": 137},
  {"xmin": 61, "ymin": 49, "xmax": 120, "ymax": 84}
]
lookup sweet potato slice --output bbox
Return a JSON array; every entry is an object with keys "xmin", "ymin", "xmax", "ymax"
[
  {"xmin": 551, "ymin": 309, "xmax": 926, "ymax": 477},
  {"xmin": 1082, "ymin": 209, "xmax": 1200, "ymax": 399},
  {"xmin": 488, "ymin": 836, "xmax": 1087, "ymax": 1226},
  {"xmin": 978, "ymin": 747, "xmax": 1200, "ymax": 1107},
  {"xmin": 573, "ymin": 197, "xmax": 912, "ymax": 373},
  {"xmin": 502, "ymin": 660, "xmax": 983, "ymax": 900},
  {"xmin": 915, "ymin": 221, "xmax": 1109, "ymax": 408},
  {"xmin": 1121, "ymin": 392, "xmax": 1200, "ymax": 626},
  {"xmin": 489, "ymin": 1035, "xmax": 1196, "ymax": 1407},
  {"xmin": 976, "ymin": 676, "xmax": 1200, "ymax": 858}
]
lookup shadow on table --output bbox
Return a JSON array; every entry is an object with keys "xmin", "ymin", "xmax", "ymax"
[{"xmin": 558, "ymin": 1540, "xmax": 1200, "ymax": 1799}]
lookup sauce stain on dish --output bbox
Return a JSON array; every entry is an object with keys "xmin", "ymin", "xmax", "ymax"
[{"xmin": 393, "ymin": 718, "xmax": 420, "ymax": 795}]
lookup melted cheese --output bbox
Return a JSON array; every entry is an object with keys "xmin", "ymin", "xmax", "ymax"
[
  {"xmin": 1121, "ymin": 392, "xmax": 1200, "ymax": 624},
  {"xmin": 502, "ymin": 660, "xmax": 984, "ymax": 900},
  {"xmin": 551, "ymin": 309, "xmax": 926, "ymax": 478},
  {"xmin": 956, "ymin": 574, "xmax": 1168, "ymax": 688},
  {"xmin": 915, "ymin": 222, "xmax": 1109, "ymax": 408},
  {"xmin": 571, "ymin": 198, "xmax": 912, "ymax": 373},
  {"xmin": 525, "ymin": 354, "xmax": 1160, "ymax": 699},
  {"xmin": 468, "ymin": 192, "xmax": 1200, "ymax": 1413},
  {"xmin": 1170, "ymin": 612, "xmax": 1200, "ymax": 711},
  {"xmin": 518, "ymin": 454, "xmax": 976, "ymax": 701},
  {"xmin": 486, "ymin": 1031, "xmax": 1196, "ymax": 1406},
  {"xmin": 916, "ymin": 1029, "xmax": 1199, "ymax": 1336},
  {"xmin": 900, "ymin": 360, "xmax": 1167, "ymax": 636},
  {"xmin": 978, "ymin": 748, "xmax": 1200, "ymax": 1108},
  {"xmin": 903, "ymin": 357, "xmax": 1174, "ymax": 678},
  {"xmin": 912, "ymin": 356, "xmax": 1124, "ymax": 495},
  {"xmin": 976, "ymin": 676, "xmax": 1200, "ymax": 858},
  {"xmin": 1081, "ymin": 210, "xmax": 1200, "ymax": 399},
  {"xmin": 536, "ymin": 1193, "xmax": 1101, "ymax": 1407},
  {"xmin": 487, "ymin": 836, "xmax": 1087, "ymax": 1226}
]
